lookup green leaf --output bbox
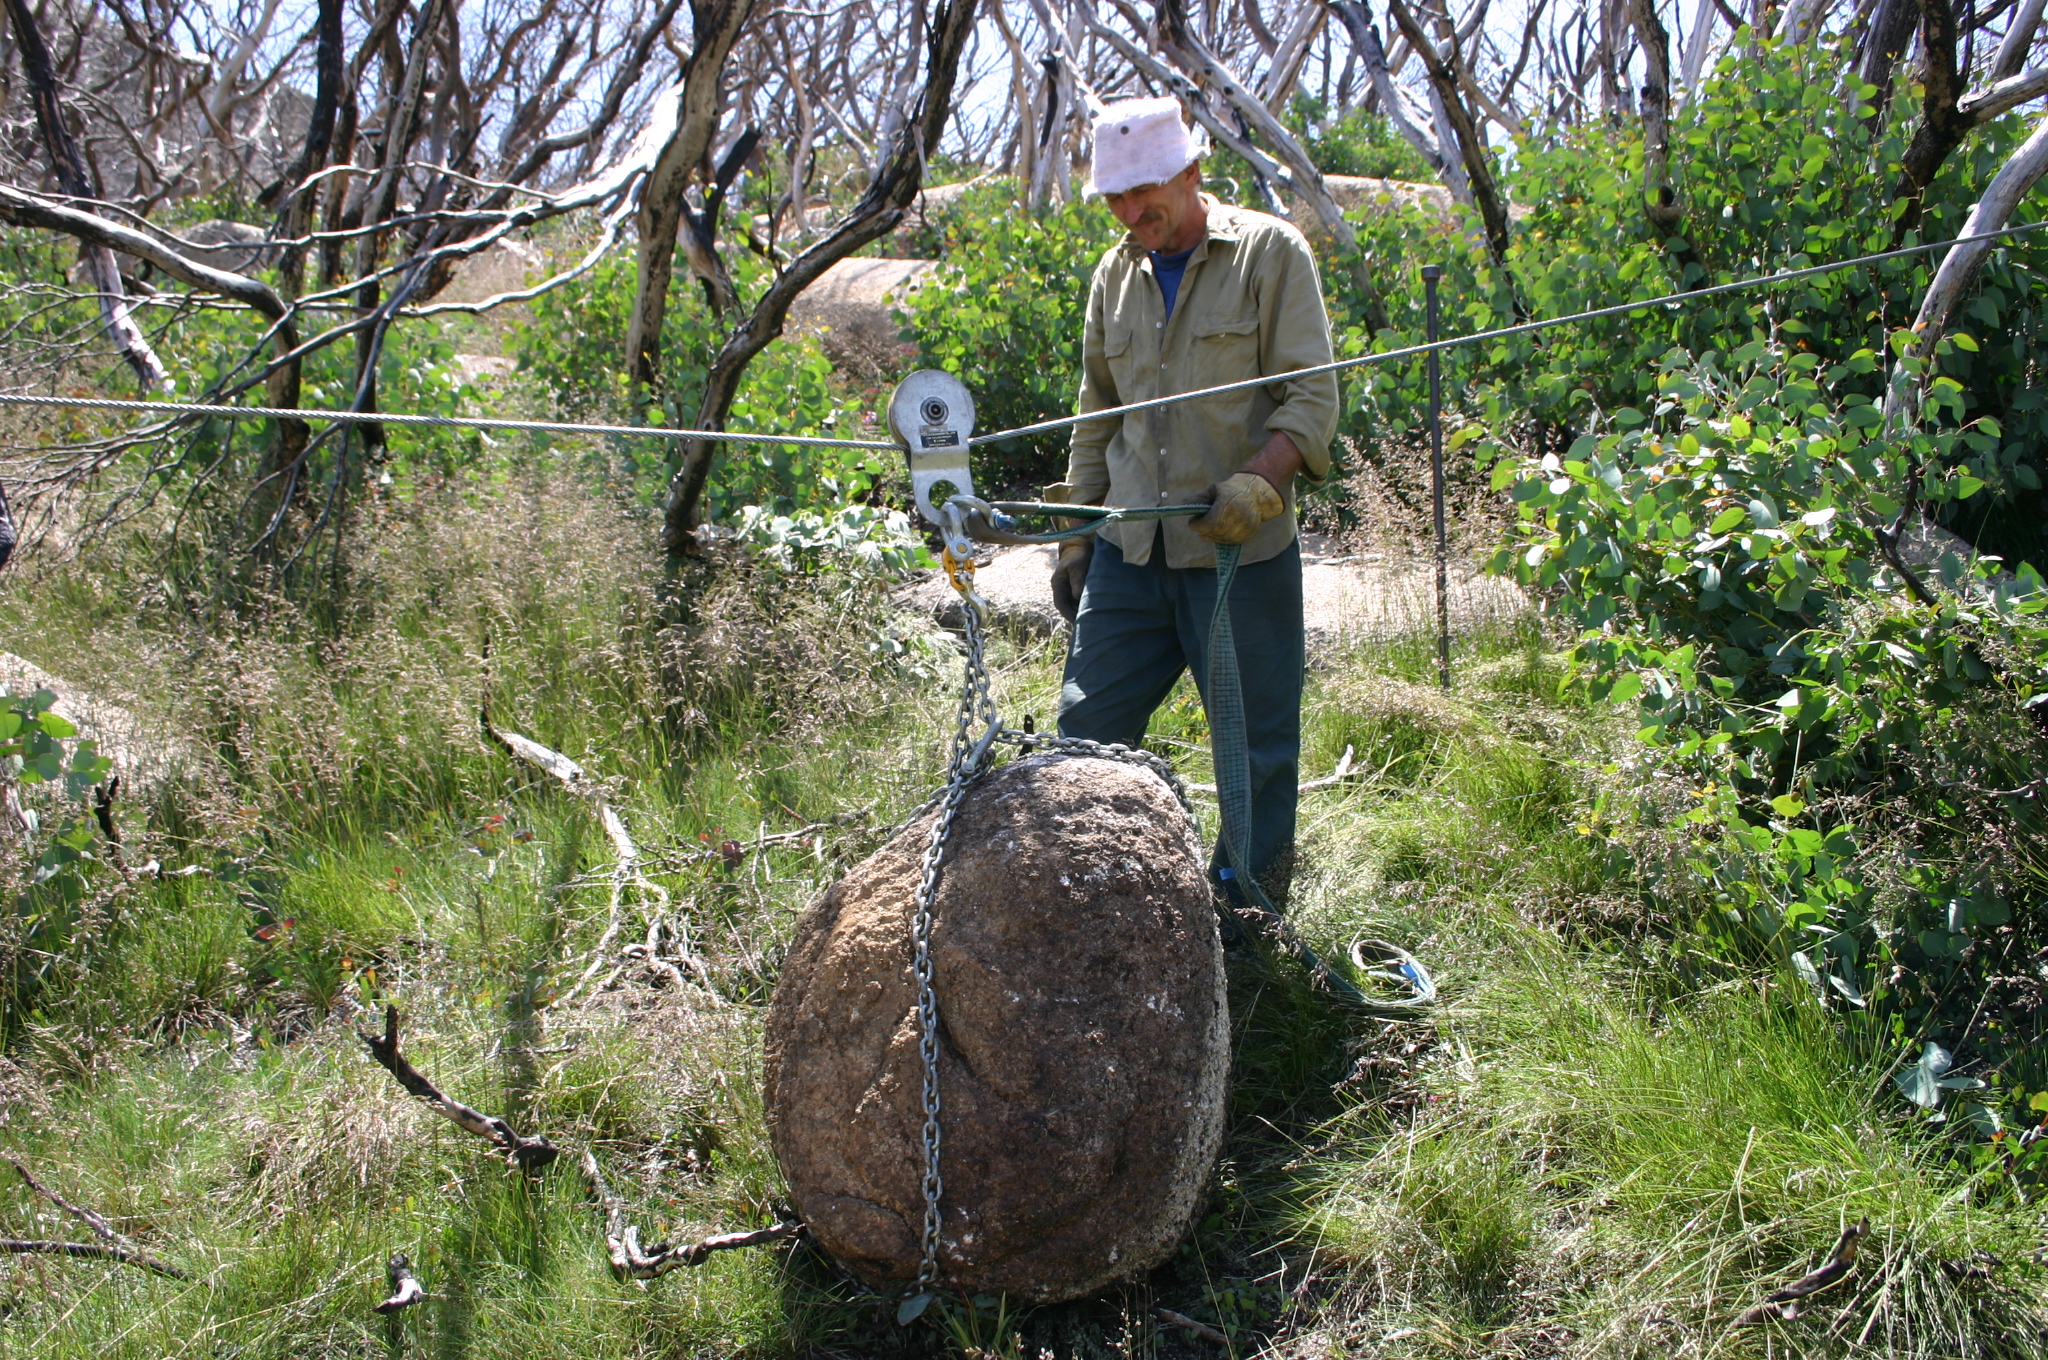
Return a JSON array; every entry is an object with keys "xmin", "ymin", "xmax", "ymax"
[
  {"xmin": 1893, "ymin": 1041, "xmax": 1951, "ymax": 1107},
  {"xmin": 1949, "ymin": 331, "xmax": 1979, "ymax": 351},
  {"xmin": 1709, "ymin": 507, "xmax": 1746, "ymax": 534},
  {"xmin": 38, "ymin": 712, "xmax": 76, "ymax": 739},
  {"xmin": 1609, "ymin": 673, "xmax": 1644, "ymax": 703},
  {"xmin": 1956, "ymin": 475, "xmax": 1985, "ymax": 500},
  {"xmin": 897, "ymin": 1293, "xmax": 934, "ymax": 1324},
  {"xmin": 1770, "ymin": 794, "xmax": 1806, "ymax": 817}
]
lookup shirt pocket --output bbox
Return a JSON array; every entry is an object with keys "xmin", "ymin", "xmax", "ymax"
[
  {"xmin": 1103, "ymin": 322, "xmax": 1137, "ymax": 398},
  {"xmin": 1189, "ymin": 311, "xmax": 1260, "ymax": 388},
  {"xmin": 1188, "ymin": 310, "xmax": 1260, "ymax": 422}
]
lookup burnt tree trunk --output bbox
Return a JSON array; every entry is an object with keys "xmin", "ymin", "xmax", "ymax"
[
  {"xmin": 626, "ymin": 0, "xmax": 759, "ymax": 400},
  {"xmin": 1893, "ymin": 0, "xmax": 1976, "ymax": 239},
  {"xmin": 660, "ymin": 0, "xmax": 983, "ymax": 552},
  {"xmin": 2, "ymin": 0, "xmax": 166, "ymax": 388}
]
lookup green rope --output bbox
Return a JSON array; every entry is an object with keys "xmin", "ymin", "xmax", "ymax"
[{"xmin": 1206, "ymin": 543, "xmax": 1435, "ymax": 1020}]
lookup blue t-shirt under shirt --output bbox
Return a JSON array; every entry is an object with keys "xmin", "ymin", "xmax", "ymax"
[{"xmin": 1151, "ymin": 245, "xmax": 1196, "ymax": 319}]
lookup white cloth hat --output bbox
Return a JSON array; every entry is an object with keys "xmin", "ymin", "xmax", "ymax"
[{"xmin": 1086, "ymin": 97, "xmax": 1208, "ymax": 196}]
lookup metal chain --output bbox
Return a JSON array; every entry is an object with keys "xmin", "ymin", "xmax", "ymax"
[
  {"xmin": 902, "ymin": 545, "xmax": 1202, "ymax": 1305},
  {"xmin": 905, "ymin": 541, "xmax": 994, "ymax": 1298}
]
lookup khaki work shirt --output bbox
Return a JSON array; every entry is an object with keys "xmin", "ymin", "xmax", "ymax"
[{"xmin": 1065, "ymin": 197, "xmax": 1339, "ymax": 568}]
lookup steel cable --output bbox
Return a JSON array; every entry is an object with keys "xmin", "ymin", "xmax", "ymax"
[
  {"xmin": 966, "ymin": 217, "xmax": 2048, "ymax": 447},
  {"xmin": 4, "ymin": 217, "xmax": 2043, "ymax": 455},
  {"xmin": 0, "ymin": 391, "xmax": 900, "ymax": 451}
]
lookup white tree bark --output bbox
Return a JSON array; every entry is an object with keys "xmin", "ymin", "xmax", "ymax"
[
  {"xmin": 1958, "ymin": 66, "xmax": 2048, "ymax": 123},
  {"xmin": 1259, "ymin": 2, "xmax": 1326, "ymax": 109},
  {"xmin": 1891, "ymin": 112, "xmax": 2048, "ymax": 414},
  {"xmin": 1425, "ymin": 82, "xmax": 1476, "ymax": 205},
  {"xmin": 1678, "ymin": 0, "xmax": 1718, "ymax": 103},
  {"xmin": 1773, "ymin": 0, "xmax": 1828, "ymax": 47},
  {"xmin": 1991, "ymin": 0, "xmax": 2046, "ymax": 81},
  {"xmin": 205, "ymin": 0, "xmax": 284, "ymax": 130}
]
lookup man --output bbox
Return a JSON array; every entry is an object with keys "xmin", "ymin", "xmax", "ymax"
[{"xmin": 1049, "ymin": 96, "xmax": 1338, "ymax": 907}]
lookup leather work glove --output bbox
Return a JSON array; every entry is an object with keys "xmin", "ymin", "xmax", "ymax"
[
  {"xmin": 1051, "ymin": 537, "xmax": 1093, "ymax": 623},
  {"xmin": 1192, "ymin": 471, "xmax": 1284, "ymax": 545}
]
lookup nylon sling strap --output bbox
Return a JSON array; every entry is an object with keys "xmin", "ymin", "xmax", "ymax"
[{"xmin": 1207, "ymin": 543, "xmax": 1433, "ymax": 1018}]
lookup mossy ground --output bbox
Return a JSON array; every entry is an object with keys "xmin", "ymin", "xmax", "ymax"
[{"xmin": 0, "ymin": 456, "xmax": 2041, "ymax": 1358}]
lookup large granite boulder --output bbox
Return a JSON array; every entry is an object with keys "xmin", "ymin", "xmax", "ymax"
[{"xmin": 764, "ymin": 753, "xmax": 1227, "ymax": 1303}]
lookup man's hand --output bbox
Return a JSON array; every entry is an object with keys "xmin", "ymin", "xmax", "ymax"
[
  {"xmin": 1192, "ymin": 473, "xmax": 1283, "ymax": 545},
  {"xmin": 1052, "ymin": 538, "xmax": 1093, "ymax": 621},
  {"xmin": 1193, "ymin": 432, "xmax": 1301, "ymax": 545}
]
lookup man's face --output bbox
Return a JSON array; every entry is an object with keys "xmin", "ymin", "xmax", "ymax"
[{"xmin": 1104, "ymin": 163, "xmax": 1205, "ymax": 254}]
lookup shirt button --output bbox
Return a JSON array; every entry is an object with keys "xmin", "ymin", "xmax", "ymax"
[
  {"xmin": 1155, "ymin": 321, "xmax": 1163, "ymax": 329},
  {"xmin": 1159, "ymin": 491, "xmax": 1168, "ymax": 502}
]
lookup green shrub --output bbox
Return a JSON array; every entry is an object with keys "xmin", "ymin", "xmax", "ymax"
[
  {"xmin": 902, "ymin": 182, "xmax": 1122, "ymax": 494},
  {"xmin": 1, "ymin": 689, "xmax": 115, "ymax": 1041},
  {"xmin": 1489, "ymin": 333, "xmax": 2048, "ymax": 1134},
  {"xmin": 517, "ymin": 246, "xmax": 888, "ymax": 518},
  {"xmin": 1286, "ymin": 97, "xmax": 1440, "ymax": 182}
]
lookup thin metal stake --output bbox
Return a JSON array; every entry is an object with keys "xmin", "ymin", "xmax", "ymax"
[{"xmin": 1422, "ymin": 265, "xmax": 1449, "ymax": 691}]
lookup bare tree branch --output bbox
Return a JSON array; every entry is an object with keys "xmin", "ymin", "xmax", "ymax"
[
  {"xmin": 660, "ymin": 0, "xmax": 986, "ymax": 548},
  {"xmin": 1386, "ymin": 0, "xmax": 1516, "ymax": 276},
  {"xmin": 2, "ymin": 0, "xmax": 166, "ymax": 388},
  {"xmin": 3, "ymin": 1156, "xmax": 186, "ymax": 1279},
  {"xmin": 1328, "ymin": 0, "xmax": 1453, "ymax": 183},
  {"xmin": 356, "ymin": 1006, "xmax": 562, "ymax": 1171},
  {"xmin": 0, "ymin": 1238, "xmax": 188, "ymax": 1276},
  {"xmin": 579, "ymin": 1148, "xmax": 800, "ymax": 1279},
  {"xmin": 1992, "ymin": 0, "xmax": 2046, "ymax": 78},
  {"xmin": 629, "ymin": 0, "xmax": 763, "ymax": 389}
]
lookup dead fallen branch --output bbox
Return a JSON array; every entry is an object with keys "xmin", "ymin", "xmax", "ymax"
[
  {"xmin": 375, "ymin": 1251, "xmax": 429, "ymax": 1313},
  {"xmin": 480, "ymin": 708, "xmax": 695, "ymax": 1010},
  {"xmin": 4, "ymin": 1156, "xmax": 186, "ymax": 1279},
  {"xmin": 1735, "ymin": 1218, "xmax": 1869, "ymax": 1324},
  {"xmin": 354, "ymin": 1019, "xmax": 798, "ymax": 1286},
  {"xmin": 0, "ymin": 1238, "xmax": 188, "ymax": 1276},
  {"xmin": 579, "ymin": 1149, "xmax": 799, "ymax": 1279},
  {"xmin": 624, "ymin": 818, "xmax": 862, "ymax": 878},
  {"xmin": 356, "ymin": 1006, "xmax": 560, "ymax": 1171},
  {"xmin": 92, "ymin": 776, "xmax": 130, "ymax": 875},
  {"xmin": 620, "ymin": 914, "xmax": 715, "ymax": 994},
  {"xmin": 1154, "ymin": 1307, "xmax": 1228, "ymax": 1344}
]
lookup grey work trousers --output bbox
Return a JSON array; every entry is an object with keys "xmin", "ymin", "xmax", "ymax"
[{"xmin": 1056, "ymin": 535, "xmax": 1304, "ymax": 894}]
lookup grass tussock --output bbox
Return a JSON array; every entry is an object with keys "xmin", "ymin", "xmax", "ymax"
[{"xmin": 0, "ymin": 461, "xmax": 2041, "ymax": 1359}]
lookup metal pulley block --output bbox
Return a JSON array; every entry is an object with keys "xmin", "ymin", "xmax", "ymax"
[
  {"xmin": 888, "ymin": 369, "xmax": 1207, "ymax": 550},
  {"xmin": 888, "ymin": 370, "xmax": 977, "ymax": 528}
]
